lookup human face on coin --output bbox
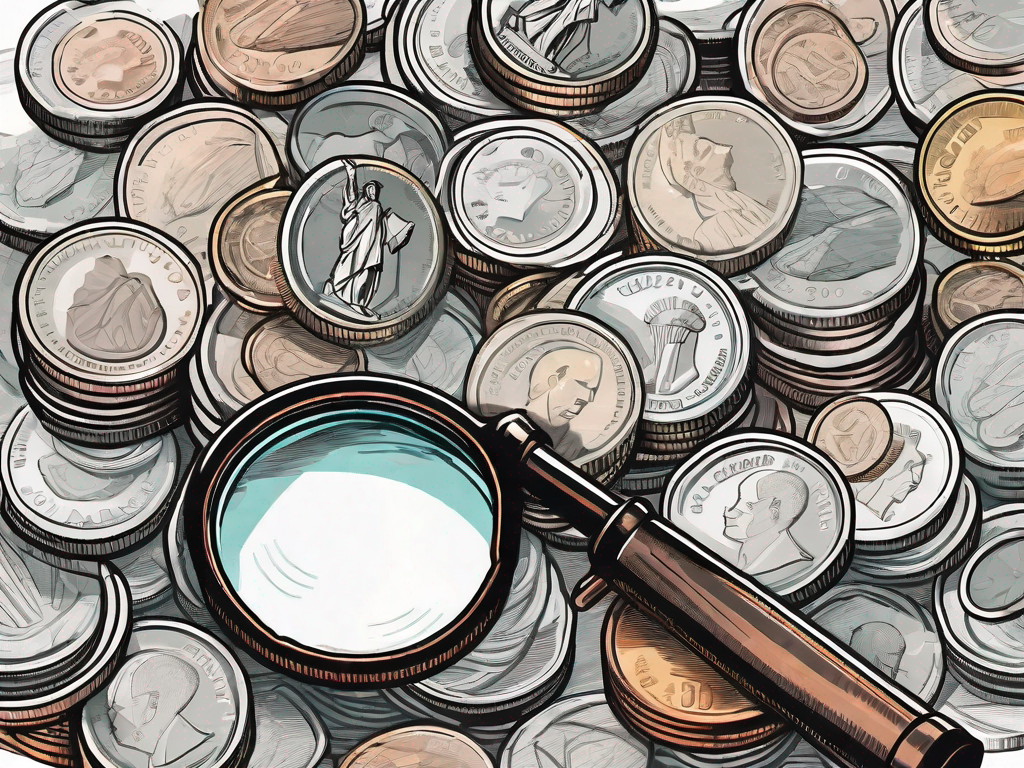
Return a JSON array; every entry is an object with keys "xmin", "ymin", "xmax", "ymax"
[{"xmin": 527, "ymin": 349, "xmax": 602, "ymax": 429}]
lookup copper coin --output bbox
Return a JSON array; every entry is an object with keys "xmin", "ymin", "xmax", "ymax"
[
  {"xmin": 339, "ymin": 725, "xmax": 492, "ymax": 768},
  {"xmin": 242, "ymin": 313, "xmax": 365, "ymax": 392},
  {"xmin": 484, "ymin": 271, "xmax": 561, "ymax": 335},
  {"xmin": 918, "ymin": 91, "xmax": 1024, "ymax": 255},
  {"xmin": 934, "ymin": 260, "xmax": 1024, "ymax": 338},
  {"xmin": 807, "ymin": 396, "xmax": 896, "ymax": 481},
  {"xmin": 603, "ymin": 600, "xmax": 785, "ymax": 749},
  {"xmin": 753, "ymin": 5, "xmax": 868, "ymax": 124},
  {"xmin": 198, "ymin": 0, "xmax": 365, "ymax": 107},
  {"xmin": 212, "ymin": 186, "xmax": 290, "ymax": 313}
]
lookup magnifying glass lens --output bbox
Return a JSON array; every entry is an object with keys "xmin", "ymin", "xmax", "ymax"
[{"xmin": 214, "ymin": 408, "xmax": 496, "ymax": 654}]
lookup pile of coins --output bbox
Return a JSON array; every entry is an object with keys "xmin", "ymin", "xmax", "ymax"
[{"xmin": 2, "ymin": 0, "xmax": 1024, "ymax": 766}]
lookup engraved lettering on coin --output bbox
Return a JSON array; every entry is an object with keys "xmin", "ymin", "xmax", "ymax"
[
  {"xmin": 56, "ymin": 18, "xmax": 166, "ymax": 106},
  {"xmin": 809, "ymin": 398, "xmax": 893, "ymax": 480},
  {"xmin": 936, "ymin": 261, "xmax": 1024, "ymax": 335},
  {"xmin": 244, "ymin": 314, "xmax": 366, "ymax": 392},
  {"xmin": 342, "ymin": 726, "xmax": 492, "ymax": 768}
]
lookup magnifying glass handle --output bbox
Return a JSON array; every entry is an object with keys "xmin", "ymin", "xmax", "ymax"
[{"xmin": 490, "ymin": 414, "xmax": 982, "ymax": 768}]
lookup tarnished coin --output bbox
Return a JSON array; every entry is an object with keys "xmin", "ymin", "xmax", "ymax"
[
  {"xmin": 278, "ymin": 157, "xmax": 450, "ymax": 345},
  {"xmin": 752, "ymin": 5, "xmax": 868, "ymax": 123},
  {"xmin": 626, "ymin": 96, "xmax": 801, "ymax": 276},
  {"xmin": 501, "ymin": 693, "xmax": 648, "ymax": 768},
  {"xmin": 603, "ymin": 599, "xmax": 785, "ymax": 749},
  {"xmin": 934, "ymin": 260, "xmax": 1024, "ymax": 341},
  {"xmin": 732, "ymin": 147, "xmax": 920, "ymax": 333},
  {"xmin": 115, "ymin": 101, "xmax": 283, "ymax": 282},
  {"xmin": 807, "ymin": 583, "xmax": 945, "ymax": 703},
  {"xmin": 341, "ymin": 725, "xmax": 492, "ymax": 768},
  {"xmin": 250, "ymin": 678, "xmax": 329, "ymax": 768},
  {"xmin": 211, "ymin": 186, "xmax": 289, "ymax": 313},
  {"xmin": 243, "ymin": 313, "xmax": 367, "ymax": 392},
  {"xmin": 196, "ymin": 0, "xmax": 364, "ymax": 107},
  {"xmin": 16, "ymin": 1, "xmax": 183, "ymax": 148},
  {"xmin": 926, "ymin": 0, "xmax": 1024, "ymax": 76},
  {"xmin": 893, "ymin": 0, "xmax": 1024, "ymax": 132},
  {"xmin": 470, "ymin": 0, "xmax": 658, "ymax": 115},
  {"xmin": 808, "ymin": 397, "xmax": 895, "ymax": 481},
  {"xmin": 466, "ymin": 311, "xmax": 643, "ymax": 479},
  {"xmin": 287, "ymin": 83, "xmax": 450, "ymax": 187},
  {"xmin": 934, "ymin": 312, "xmax": 1024, "ymax": 498},
  {"xmin": 663, "ymin": 431, "xmax": 854, "ymax": 604},
  {"xmin": 408, "ymin": 531, "xmax": 574, "ymax": 720},
  {"xmin": 566, "ymin": 253, "xmax": 751, "ymax": 433},
  {"xmin": 1, "ymin": 406, "xmax": 177, "ymax": 557},
  {"xmin": 80, "ymin": 619, "xmax": 252, "ymax": 768},
  {"xmin": 918, "ymin": 92, "xmax": 1024, "ymax": 256},
  {"xmin": 16, "ymin": 220, "xmax": 204, "ymax": 393}
]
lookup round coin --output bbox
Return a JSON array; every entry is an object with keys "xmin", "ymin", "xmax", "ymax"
[
  {"xmin": 807, "ymin": 583, "xmax": 945, "ymax": 703},
  {"xmin": 16, "ymin": 219, "xmax": 205, "ymax": 393},
  {"xmin": 603, "ymin": 599, "xmax": 785, "ymax": 749},
  {"xmin": 625, "ymin": 96, "xmax": 801, "ymax": 276},
  {"xmin": 250, "ymin": 678, "xmax": 329, "ymax": 768},
  {"xmin": 662, "ymin": 431, "xmax": 854, "ymax": 604},
  {"xmin": 926, "ymin": 0, "xmax": 1024, "ymax": 76},
  {"xmin": 114, "ymin": 101, "xmax": 283, "ymax": 283},
  {"xmin": 196, "ymin": 0, "xmax": 365, "ymax": 107},
  {"xmin": 211, "ymin": 186, "xmax": 289, "ymax": 313},
  {"xmin": 466, "ymin": 311, "xmax": 643, "ymax": 479},
  {"xmin": 80, "ymin": 619, "xmax": 252, "ymax": 768},
  {"xmin": 1, "ymin": 406, "xmax": 178, "ymax": 557},
  {"xmin": 278, "ymin": 156, "xmax": 451, "ymax": 345},
  {"xmin": 807, "ymin": 397, "xmax": 895, "ymax": 481},
  {"xmin": 918, "ymin": 91, "xmax": 1024, "ymax": 256},
  {"xmin": 959, "ymin": 528, "xmax": 1024, "ymax": 622},
  {"xmin": 485, "ymin": 270, "xmax": 560, "ymax": 334},
  {"xmin": 934, "ymin": 260, "xmax": 1024, "ymax": 340},
  {"xmin": 287, "ymin": 83, "xmax": 450, "ymax": 188},
  {"xmin": 341, "ymin": 725, "xmax": 492, "ymax": 768},
  {"xmin": 196, "ymin": 298, "xmax": 264, "ymax": 420}
]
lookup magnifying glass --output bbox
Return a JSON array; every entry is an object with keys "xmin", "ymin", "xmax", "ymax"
[{"xmin": 181, "ymin": 373, "xmax": 981, "ymax": 768}]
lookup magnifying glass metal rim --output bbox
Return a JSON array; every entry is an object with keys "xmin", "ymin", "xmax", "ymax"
[{"xmin": 182, "ymin": 373, "xmax": 523, "ymax": 686}]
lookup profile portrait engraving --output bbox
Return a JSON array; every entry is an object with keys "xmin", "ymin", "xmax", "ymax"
[
  {"xmin": 524, "ymin": 347, "xmax": 602, "ymax": 462},
  {"xmin": 847, "ymin": 622, "xmax": 907, "ymax": 680},
  {"xmin": 106, "ymin": 652, "xmax": 216, "ymax": 768},
  {"xmin": 855, "ymin": 425, "xmax": 925, "ymax": 522},
  {"xmin": 644, "ymin": 297, "xmax": 705, "ymax": 396},
  {"xmin": 467, "ymin": 158, "xmax": 553, "ymax": 233},
  {"xmin": 66, "ymin": 255, "xmax": 165, "ymax": 362},
  {"xmin": 723, "ymin": 469, "xmax": 813, "ymax": 575}
]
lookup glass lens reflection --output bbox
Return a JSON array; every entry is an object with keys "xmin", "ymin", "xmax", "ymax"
[{"xmin": 216, "ymin": 409, "xmax": 495, "ymax": 654}]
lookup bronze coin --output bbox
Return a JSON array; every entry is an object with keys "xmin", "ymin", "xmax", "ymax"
[
  {"xmin": 484, "ymin": 271, "xmax": 561, "ymax": 335},
  {"xmin": 807, "ymin": 396, "xmax": 896, "ymax": 481},
  {"xmin": 339, "ymin": 725, "xmax": 492, "ymax": 768},
  {"xmin": 934, "ymin": 260, "xmax": 1024, "ymax": 338}
]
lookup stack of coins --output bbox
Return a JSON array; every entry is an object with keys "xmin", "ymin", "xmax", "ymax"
[
  {"xmin": 656, "ymin": 0, "xmax": 744, "ymax": 90},
  {"xmin": 437, "ymin": 119, "xmax": 618, "ymax": 309},
  {"xmin": 16, "ymin": 1, "xmax": 185, "ymax": 151},
  {"xmin": 732, "ymin": 147, "xmax": 927, "ymax": 413},
  {"xmin": 14, "ymin": 221, "xmax": 205, "ymax": 446}
]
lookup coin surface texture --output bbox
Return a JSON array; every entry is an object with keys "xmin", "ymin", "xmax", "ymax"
[
  {"xmin": 341, "ymin": 725, "xmax": 492, "ymax": 768},
  {"xmin": 808, "ymin": 397, "xmax": 894, "ymax": 481},
  {"xmin": 927, "ymin": 0, "xmax": 1024, "ymax": 76},
  {"xmin": 935, "ymin": 260, "xmax": 1024, "ymax": 338},
  {"xmin": 250, "ymin": 679, "xmax": 328, "ymax": 768}
]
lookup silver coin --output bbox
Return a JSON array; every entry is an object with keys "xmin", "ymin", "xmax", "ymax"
[
  {"xmin": 935, "ymin": 503, "xmax": 1024, "ymax": 700},
  {"xmin": 737, "ymin": 0, "xmax": 895, "ymax": 138},
  {"xmin": 857, "ymin": 142, "xmax": 916, "ymax": 192},
  {"xmin": 114, "ymin": 101, "xmax": 283, "ymax": 283},
  {"xmin": 365, "ymin": 287, "xmax": 481, "ymax": 398},
  {"xmin": 279, "ymin": 157, "xmax": 450, "ymax": 345},
  {"xmin": 662, "ymin": 431, "xmax": 854, "ymax": 603},
  {"xmin": 287, "ymin": 84, "xmax": 450, "ymax": 188},
  {"xmin": 250, "ymin": 678, "xmax": 328, "ymax": 768},
  {"xmin": 566, "ymin": 253, "xmax": 751, "ymax": 431},
  {"xmin": 655, "ymin": 0, "xmax": 746, "ymax": 42},
  {"xmin": 649, "ymin": 731, "xmax": 801, "ymax": 768},
  {"xmin": 893, "ymin": 0, "xmax": 1024, "ymax": 131},
  {"xmin": 165, "ymin": 465, "xmax": 220, "ymax": 631},
  {"xmin": 626, "ymin": 96, "xmax": 802, "ymax": 275},
  {"xmin": 408, "ymin": 531, "xmax": 574, "ymax": 717},
  {"xmin": 567, "ymin": 18, "xmax": 698, "ymax": 164},
  {"xmin": 0, "ymin": 129, "xmax": 117, "ymax": 252},
  {"xmin": 80, "ymin": 619, "xmax": 252, "ymax": 768},
  {"xmin": 17, "ymin": 220, "xmax": 204, "ymax": 392},
  {"xmin": 383, "ymin": 0, "xmax": 517, "ymax": 125},
  {"xmin": 446, "ymin": 120, "xmax": 618, "ymax": 270},
  {"xmin": 732, "ymin": 148, "xmax": 920, "ymax": 331},
  {"xmin": 112, "ymin": 531, "xmax": 171, "ymax": 607},
  {"xmin": 926, "ymin": 0, "xmax": 1024, "ymax": 76},
  {"xmin": 934, "ymin": 312, "xmax": 1024, "ymax": 497},
  {"xmin": 1, "ymin": 406, "xmax": 178, "ymax": 557},
  {"xmin": 940, "ymin": 682, "xmax": 1024, "ymax": 754},
  {"xmin": 16, "ymin": 1, "xmax": 183, "ymax": 143},
  {"xmin": 850, "ymin": 473, "xmax": 980, "ymax": 582},
  {"xmin": 806, "ymin": 582, "xmax": 945, "ymax": 703},
  {"xmin": 499, "ymin": 692, "xmax": 649, "ymax": 768},
  {"xmin": 196, "ymin": 297, "xmax": 263, "ymax": 420}
]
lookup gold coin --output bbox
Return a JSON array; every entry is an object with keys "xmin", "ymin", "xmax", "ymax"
[
  {"xmin": 339, "ymin": 725, "xmax": 492, "ymax": 768},
  {"xmin": 484, "ymin": 271, "xmax": 561, "ymax": 335},
  {"xmin": 934, "ymin": 260, "xmax": 1024, "ymax": 338},
  {"xmin": 918, "ymin": 91, "xmax": 1024, "ymax": 255},
  {"xmin": 603, "ymin": 599, "xmax": 785, "ymax": 749},
  {"xmin": 806, "ymin": 396, "xmax": 898, "ymax": 482}
]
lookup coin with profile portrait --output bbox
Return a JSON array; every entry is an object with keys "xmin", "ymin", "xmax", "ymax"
[{"xmin": 663, "ymin": 431, "xmax": 854, "ymax": 604}]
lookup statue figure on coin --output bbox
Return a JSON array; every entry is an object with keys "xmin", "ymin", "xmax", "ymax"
[
  {"xmin": 723, "ymin": 470, "xmax": 813, "ymax": 576},
  {"xmin": 856, "ymin": 424, "xmax": 925, "ymax": 522},
  {"xmin": 106, "ymin": 652, "xmax": 216, "ymax": 768},
  {"xmin": 324, "ymin": 160, "xmax": 414, "ymax": 318},
  {"xmin": 499, "ymin": 0, "xmax": 628, "ymax": 72},
  {"xmin": 524, "ymin": 347, "xmax": 602, "ymax": 461}
]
